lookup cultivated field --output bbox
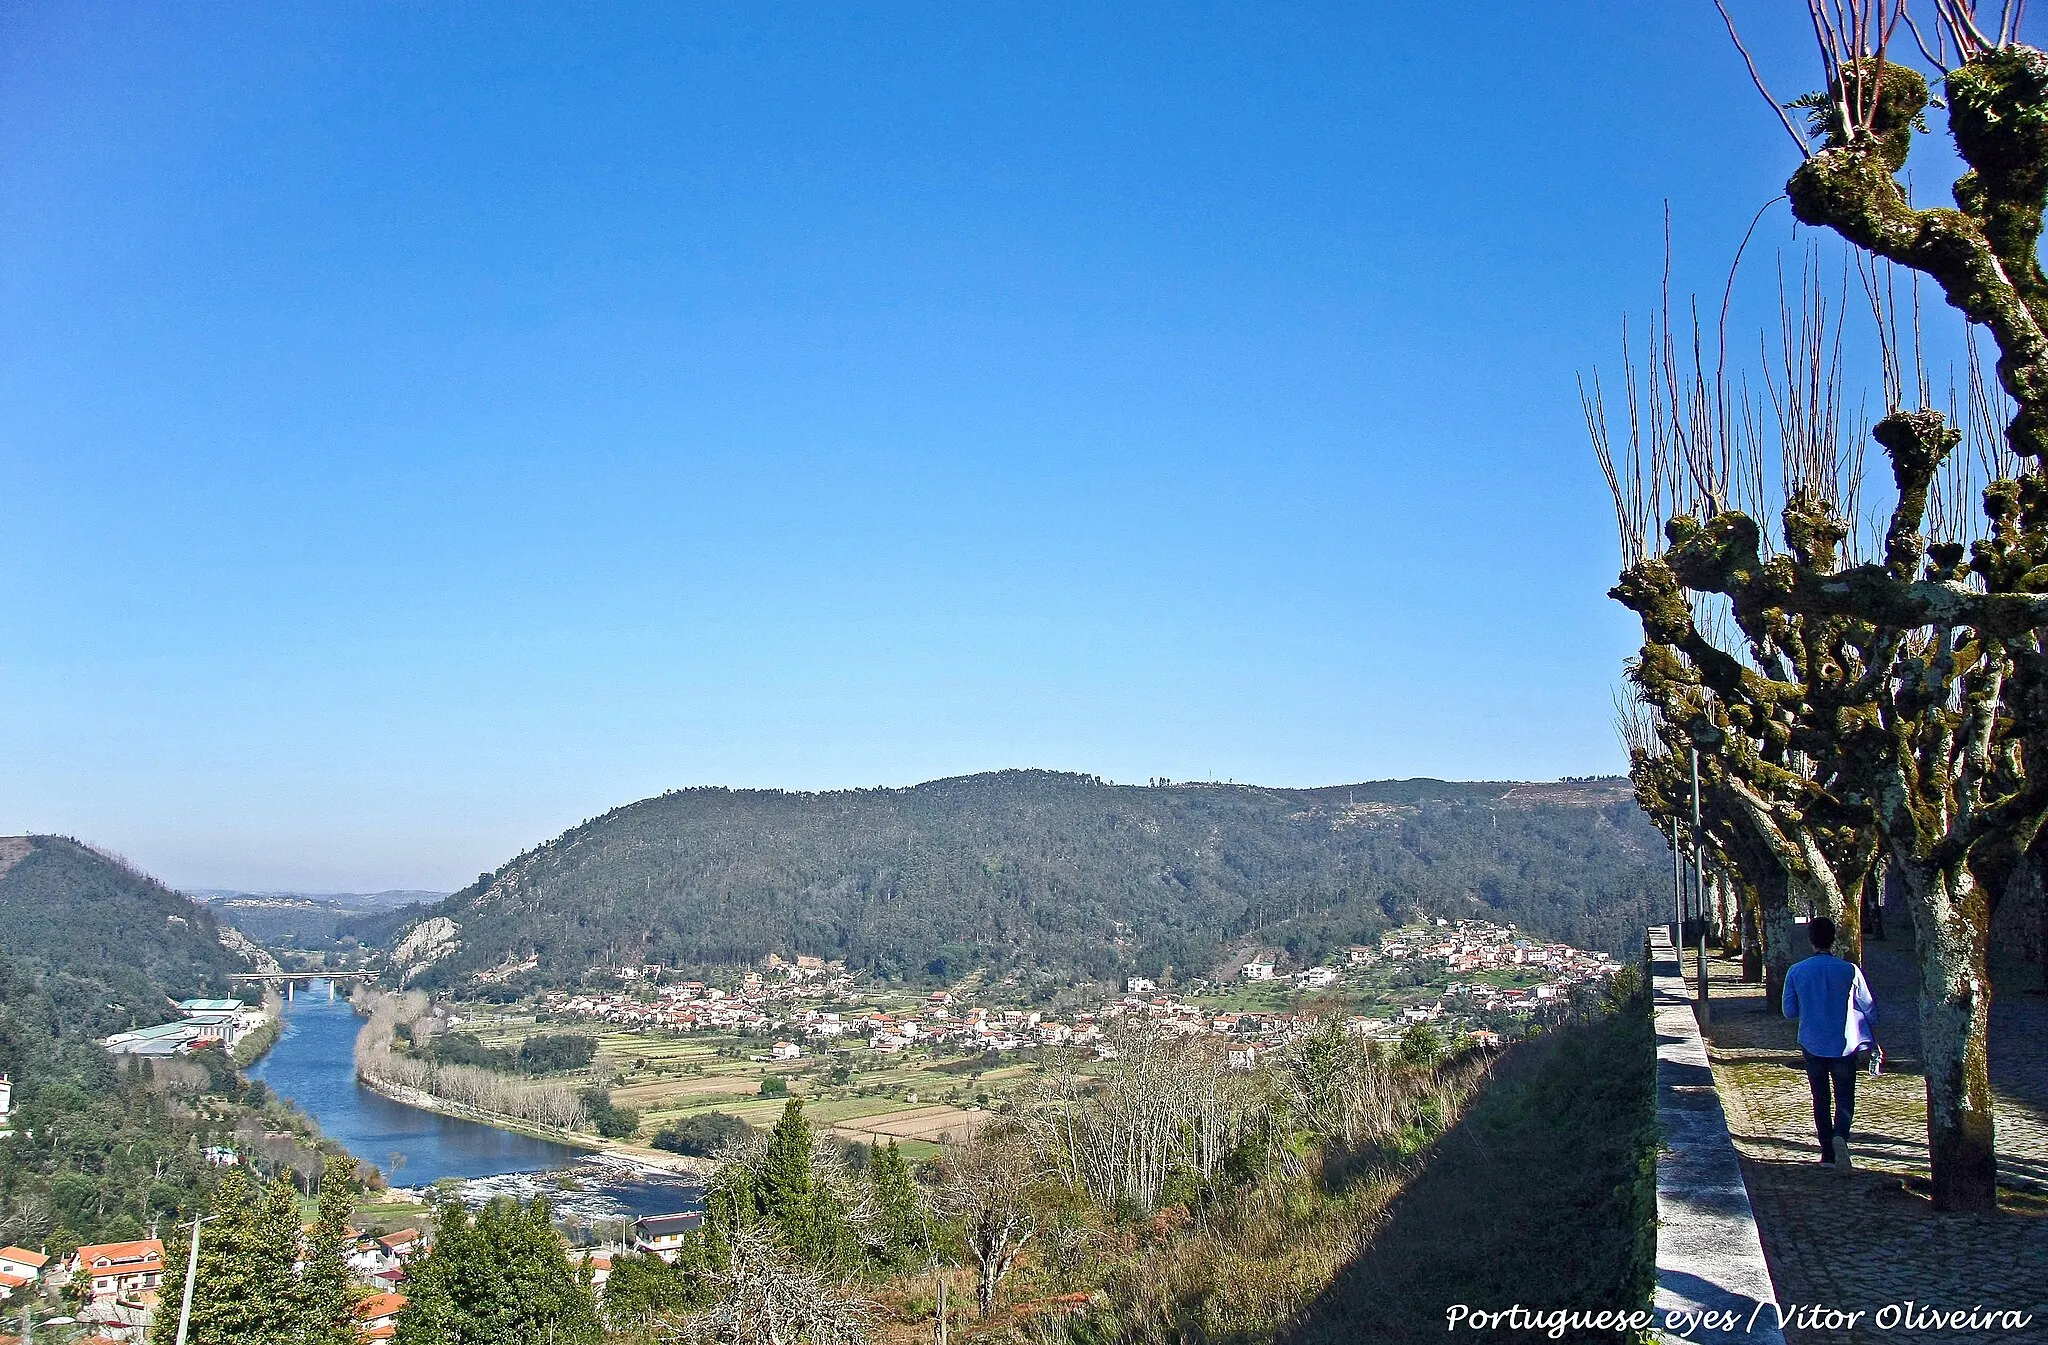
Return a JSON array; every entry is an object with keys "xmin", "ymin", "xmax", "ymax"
[{"xmin": 447, "ymin": 1003, "xmax": 1035, "ymax": 1157}]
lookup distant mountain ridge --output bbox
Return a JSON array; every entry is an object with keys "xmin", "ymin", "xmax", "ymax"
[
  {"xmin": 188, "ymin": 889, "xmax": 447, "ymax": 949},
  {"xmin": 389, "ymin": 770, "xmax": 1664, "ymax": 993},
  {"xmin": 189, "ymin": 888, "xmax": 447, "ymax": 909}
]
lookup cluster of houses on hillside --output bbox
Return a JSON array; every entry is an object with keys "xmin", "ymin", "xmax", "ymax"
[
  {"xmin": 0, "ymin": 1224, "xmax": 431, "ymax": 1343},
  {"xmin": 1371, "ymin": 918, "xmax": 1619, "ymax": 980},
  {"xmin": 533, "ymin": 920, "xmax": 1617, "ymax": 1070},
  {"xmin": 1235, "ymin": 919, "xmax": 1618, "ymax": 986},
  {"xmin": 98, "ymin": 998, "xmax": 269, "ymax": 1059},
  {"xmin": 537, "ymin": 955, "xmax": 859, "ymax": 1037}
]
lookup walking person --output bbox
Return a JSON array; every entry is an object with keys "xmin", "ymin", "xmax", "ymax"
[{"xmin": 1781, "ymin": 916, "xmax": 1878, "ymax": 1170}]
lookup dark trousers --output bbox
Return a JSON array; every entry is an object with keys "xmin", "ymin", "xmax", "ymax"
[{"xmin": 1802, "ymin": 1049, "xmax": 1860, "ymax": 1159}]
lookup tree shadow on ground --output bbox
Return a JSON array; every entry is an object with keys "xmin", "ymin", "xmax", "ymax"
[{"xmin": 1279, "ymin": 1003, "xmax": 1657, "ymax": 1345}]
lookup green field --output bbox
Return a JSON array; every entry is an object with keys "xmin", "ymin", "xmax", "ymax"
[{"xmin": 442, "ymin": 1001, "xmax": 1034, "ymax": 1144}]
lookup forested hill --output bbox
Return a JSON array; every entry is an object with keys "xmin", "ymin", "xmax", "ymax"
[
  {"xmin": 395, "ymin": 772, "xmax": 1665, "ymax": 993},
  {"xmin": 0, "ymin": 835, "xmax": 253, "ymax": 1036}
]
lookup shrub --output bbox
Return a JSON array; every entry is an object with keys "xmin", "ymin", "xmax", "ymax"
[{"xmin": 651, "ymin": 1111, "xmax": 753, "ymax": 1157}]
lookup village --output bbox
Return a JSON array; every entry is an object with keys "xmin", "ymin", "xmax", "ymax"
[
  {"xmin": 0, "ymin": 920, "xmax": 1617, "ymax": 1345},
  {"xmin": 532, "ymin": 919, "xmax": 1623, "ymax": 1069}
]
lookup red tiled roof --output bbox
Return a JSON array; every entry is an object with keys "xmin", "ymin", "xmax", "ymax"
[
  {"xmin": 74, "ymin": 1239, "xmax": 164, "ymax": 1269},
  {"xmin": 0, "ymin": 1248, "xmax": 48, "ymax": 1269},
  {"xmin": 356, "ymin": 1291, "xmax": 408, "ymax": 1321}
]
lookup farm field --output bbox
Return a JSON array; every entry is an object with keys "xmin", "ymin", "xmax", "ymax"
[{"xmin": 444, "ymin": 1002, "xmax": 1033, "ymax": 1152}]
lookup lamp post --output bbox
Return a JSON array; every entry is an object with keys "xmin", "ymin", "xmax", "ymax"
[
  {"xmin": 1687, "ymin": 723, "xmax": 1724, "ymax": 1025},
  {"xmin": 173, "ymin": 1212, "xmax": 217, "ymax": 1345},
  {"xmin": 1670, "ymin": 822, "xmax": 1684, "ymax": 956}
]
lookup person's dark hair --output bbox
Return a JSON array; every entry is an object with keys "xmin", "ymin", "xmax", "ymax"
[{"xmin": 1809, "ymin": 916, "xmax": 1837, "ymax": 950}]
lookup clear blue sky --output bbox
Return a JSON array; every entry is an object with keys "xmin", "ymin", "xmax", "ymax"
[{"xmin": 0, "ymin": 3, "xmax": 1952, "ymax": 890}]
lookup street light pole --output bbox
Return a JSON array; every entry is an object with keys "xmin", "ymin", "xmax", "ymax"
[
  {"xmin": 173, "ymin": 1212, "xmax": 216, "ymax": 1345},
  {"xmin": 1690, "ymin": 746, "xmax": 1711, "ymax": 1024},
  {"xmin": 1670, "ymin": 823, "xmax": 1684, "ymax": 952}
]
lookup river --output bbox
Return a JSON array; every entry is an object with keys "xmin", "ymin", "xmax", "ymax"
[{"xmin": 245, "ymin": 980, "xmax": 701, "ymax": 1222}]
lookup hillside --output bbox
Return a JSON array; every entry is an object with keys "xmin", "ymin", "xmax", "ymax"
[
  {"xmin": 393, "ymin": 771, "xmax": 1665, "ymax": 993},
  {"xmin": 0, "ymin": 839, "xmax": 332, "ymax": 1251},
  {"xmin": 0, "ymin": 834, "xmax": 255, "ymax": 1036}
]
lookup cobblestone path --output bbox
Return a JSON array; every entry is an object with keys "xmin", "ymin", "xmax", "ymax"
[{"xmin": 1696, "ymin": 940, "xmax": 2048, "ymax": 1344}]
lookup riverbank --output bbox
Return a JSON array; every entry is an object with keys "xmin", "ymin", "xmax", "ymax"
[
  {"xmin": 231, "ymin": 1014, "xmax": 281, "ymax": 1068},
  {"xmin": 353, "ymin": 1068, "xmax": 712, "ymax": 1178}
]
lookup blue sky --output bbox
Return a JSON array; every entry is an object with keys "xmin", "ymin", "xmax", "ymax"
[{"xmin": 0, "ymin": 3, "xmax": 1977, "ymax": 890}]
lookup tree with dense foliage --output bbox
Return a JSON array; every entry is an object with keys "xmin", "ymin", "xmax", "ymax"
[
  {"xmin": 152, "ymin": 1167, "xmax": 306, "ymax": 1345},
  {"xmin": 579, "ymin": 1085, "xmax": 639, "ymax": 1139},
  {"xmin": 298, "ymin": 1157, "xmax": 363, "ymax": 1345},
  {"xmin": 651, "ymin": 1111, "xmax": 753, "ymax": 1157},
  {"xmin": 395, "ymin": 1196, "xmax": 602, "ymax": 1345},
  {"xmin": 601, "ymin": 1251, "xmax": 706, "ymax": 1333},
  {"xmin": 864, "ymin": 1141, "xmax": 933, "ymax": 1271}
]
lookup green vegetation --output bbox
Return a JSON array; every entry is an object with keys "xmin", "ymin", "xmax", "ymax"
[
  {"xmin": 1048, "ymin": 980, "xmax": 1654, "ymax": 1343},
  {"xmin": 0, "ymin": 840, "xmax": 346, "ymax": 1250},
  {"xmin": 152, "ymin": 1156, "xmax": 360, "ymax": 1345},
  {"xmin": 0, "ymin": 835, "xmax": 250, "ymax": 1034},
  {"xmin": 601, "ymin": 1099, "xmax": 933, "ymax": 1338},
  {"xmin": 579, "ymin": 1085, "xmax": 640, "ymax": 1139},
  {"xmin": 651, "ymin": 1110, "xmax": 753, "ymax": 1157},
  {"xmin": 397, "ymin": 1196, "xmax": 603, "ymax": 1345},
  {"xmin": 426, "ymin": 1029, "xmax": 597, "ymax": 1074},
  {"xmin": 398, "ymin": 772, "xmax": 1665, "ymax": 992},
  {"xmin": 1273, "ymin": 977, "xmax": 1656, "ymax": 1340},
  {"xmin": 520, "ymin": 1031, "xmax": 600, "ymax": 1072}
]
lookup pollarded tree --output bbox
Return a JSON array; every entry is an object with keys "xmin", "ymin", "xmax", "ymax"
[
  {"xmin": 1675, "ymin": 1, "xmax": 2048, "ymax": 1210},
  {"xmin": 1594, "ymin": 285, "xmax": 1887, "ymax": 1002}
]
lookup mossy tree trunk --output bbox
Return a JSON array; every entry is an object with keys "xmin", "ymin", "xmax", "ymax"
[{"xmin": 1890, "ymin": 851, "xmax": 2000, "ymax": 1211}]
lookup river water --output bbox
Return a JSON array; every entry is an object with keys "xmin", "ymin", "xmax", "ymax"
[{"xmin": 245, "ymin": 980, "xmax": 701, "ymax": 1222}]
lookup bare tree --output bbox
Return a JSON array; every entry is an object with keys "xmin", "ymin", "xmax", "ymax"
[
  {"xmin": 661, "ymin": 1223, "xmax": 877, "ymax": 1345},
  {"xmin": 935, "ymin": 1125, "xmax": 1041, "ymax": 1318}
]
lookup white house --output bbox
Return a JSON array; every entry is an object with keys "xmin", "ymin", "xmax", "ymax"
[
  {"xmin": 1240, "ymin": 960, "xmax": 1276, "ymax": 981},
  {"xmin": 770, "ymin": 1040, "xmax": 802, "ymax": 1061},
  {"xmin": 1296, "ymin": 966, "xmax": 1339, "ymax": 988},
  {"xmin": 1124, "ymin": 977, "xmax": 1156, "ymax": 994},
  {"xmin": 633, "ymin": 1213, "xmax": 704, "ymax": 1264}
]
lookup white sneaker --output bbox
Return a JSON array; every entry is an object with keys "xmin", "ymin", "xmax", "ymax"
[{"xmin": 1834, "ymin": 1137, "xmax": 1853, "ymax": 1171}]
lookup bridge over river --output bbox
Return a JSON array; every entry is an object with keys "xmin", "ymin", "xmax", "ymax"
[{"xmin": 231, "ymin": 970, "xmax": 379, "ymax": 1000}]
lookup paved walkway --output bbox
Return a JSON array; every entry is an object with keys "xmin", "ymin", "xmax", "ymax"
[{"xmin": 1696, "ymin": 939, "xmax": 2048, "ymax": 1344}]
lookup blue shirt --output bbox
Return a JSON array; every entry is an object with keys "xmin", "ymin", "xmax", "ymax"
[{"xmin": 1782, "ymin": 952, "xmax": 1877, "ymax": 1058}]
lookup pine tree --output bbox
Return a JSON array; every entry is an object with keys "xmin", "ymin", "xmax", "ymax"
[
  {"xmin": 759, "ymin": 1097, "xmax": 819, "ymax": 1259},
  {"xmin": 150, "ymin": 1166, "xmax": 306, "ymax": 1345},
  {"xmin": 298, "ymin": 1157, "xmax": 361, "ymax": 1345},
  {"xmin": 394, "ymin": 1196, "xmax": 601, "ymax": 1345},
  {"xmin": 867, "ymin": 1140, "xmax": 930, "ymax": 1270}
]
